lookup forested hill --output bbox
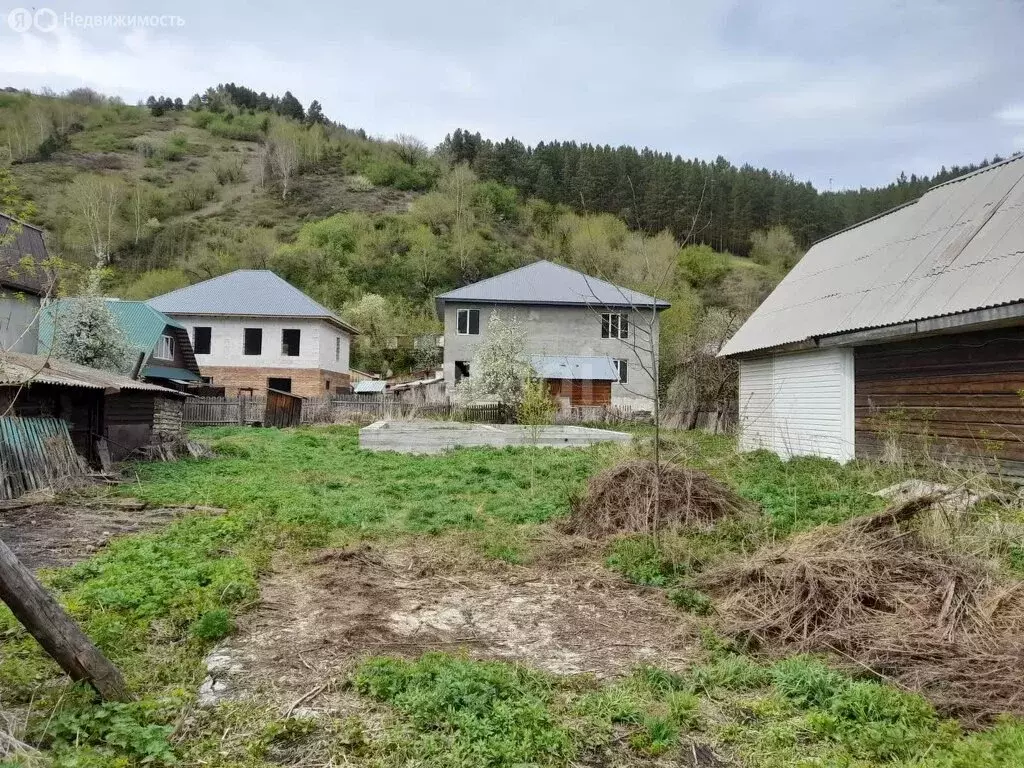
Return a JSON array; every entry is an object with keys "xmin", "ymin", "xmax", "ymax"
[
  {"xmin": 0, "ymin": 84, "xmax": 1007, "ymax": 377},
  {"xmin": 439, "ymin": 129, "xmax": 1000, "ymax": 255}
]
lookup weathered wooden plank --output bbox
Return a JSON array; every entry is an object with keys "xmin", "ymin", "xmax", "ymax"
[
  {"xmin": 856, "ymin": 393, "xmax": 1024, "ymax": 408},
  {"xmin": 0, "ymin": 537, "xmax": 129, "ymax": 700},
  {"xmin": 855, "ymin": 406, "xmax": 1024, "ymax": 425}
]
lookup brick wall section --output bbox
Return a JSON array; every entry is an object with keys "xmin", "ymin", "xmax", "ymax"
[
  {"xmin": 201, "ymin": 366, "xmax": 351, "ymax": 398},
  {"xmin": 153, "ymin": 396, "xmax": 184, "ymax": 437}
]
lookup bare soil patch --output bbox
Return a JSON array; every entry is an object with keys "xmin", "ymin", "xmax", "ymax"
[
  {"xmin": 0, "ymin": 497, "xmax": 210, "ymax": 569},
  {"xmin": 208, "ymin": 539, "xmax": 696, "ymax": 711}
]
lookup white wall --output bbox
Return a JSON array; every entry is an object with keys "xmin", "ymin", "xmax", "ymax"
[
  {"xmin": 738, "ymin": 348, "xmax": 854, "ymax": 463},
  {"xmin": 0, "ymin": 293, "xmax": 40, "ymax": 354},
  {"xmin": 171, "ymin": 315, "xmax": 351, "ymax": 372}
]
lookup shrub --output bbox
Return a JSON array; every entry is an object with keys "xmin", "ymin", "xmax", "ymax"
[
  {"xmin": 213, "ymin": 157, "xmax": 245, "ymax": 185},
  {"xmin": 191, "ymin": 608, "xmax": 234, "ymax": 641},
  {"xmin": 668, "ymin": 586, "xmax": 713, "ymax": 615}
]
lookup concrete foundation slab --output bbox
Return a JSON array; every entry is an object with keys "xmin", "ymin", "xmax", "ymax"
[{"xmin": 359, "ymin": 419, "xmax": 632, "ymax": 454}]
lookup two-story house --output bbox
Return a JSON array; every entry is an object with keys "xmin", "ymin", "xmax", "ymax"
[
  {"xmin": 436, "ymin": 261, "xmax": 670, "ymax": 409},
  {"xmin": 40, "ymin": 299, "xmax": 203, "ymax": 389},
  {"xmin": 0, "ymin": 213, "xmax": 54, "ymax": 354},
  {"xmin": 148, "ymin": 270, "xmax": 358, "ymax": 397}
]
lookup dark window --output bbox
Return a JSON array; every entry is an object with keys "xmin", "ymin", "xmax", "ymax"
[
  {"xmin": 601, "ymin": 313, "xmax": 628, "ymax": 339},
  {"xmin": 456, "ymin": 308, "xmax": 480, "ymax": 335},
  {"xmin": 455, "ymin": 360, "xmax": 470, "ymax": 381},
  {"xmin": 268, "ymin": 377, "xmax": 292, "ymax": 393},
  {"xmin": 615, "ymin": 359, "xmax": 628, "ymax": 383},
  {"xmin": 193, "ymin": 326, "xmax": 211, "ymax": 355},
  {"xmin": 325, "ymin": 380, "xmax": 331, "ymax": 390},
  {"xmin": 243, "ymin": 328, "xmax": 262, "ymax": 355},
  {"xmin": 282, "ymin": 328, "xmax": 300, "ymax": 356}
]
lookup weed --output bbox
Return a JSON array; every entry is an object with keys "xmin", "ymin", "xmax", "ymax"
[
  {"xmin": 190, "ymin": 608, "xmax": 234, "ymax": 641},
  {"xmin": 352, "ymin": 653, "xmax": 574, "ymax": 767},
  {"xmin": 668, "ymin": 586, "xmax": 713, "ymax": 615},
  {"xmin": 629, "ymin": 715, "xmax": 678, "ymax": 755},
  {"xmin": 666, "ymin": 691, "xmax": 701, "ymax": 729},
  {"xmin": 606, "ymin": 535, "xmax": 685, "ymax": 586}
]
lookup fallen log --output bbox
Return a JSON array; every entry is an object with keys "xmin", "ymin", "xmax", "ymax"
[{"xmin": 0, "ymin": 536, "xmax": 129, "ymax": 701}]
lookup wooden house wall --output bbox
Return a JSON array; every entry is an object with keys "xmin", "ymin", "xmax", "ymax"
[
  {"xmin": 854, "ymin": 325, "xmax": 1024, "ymax": 471},
  {"xmin": 105, "ymin": 391, "xmax": 157, "ymax": 460},
  {"xmin": 546, "ymin": 379, "xmax": 613, "ymax": 407},
  {"xmin": 0, "ymin": 384, "xmax": 102, "ymax": 462}
]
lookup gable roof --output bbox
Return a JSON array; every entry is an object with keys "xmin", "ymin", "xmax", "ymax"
[
  {"xmin": 38, "ymin": 299, "xmax": 202, "ymax": 379},
  {"xmin": 722, "ymin": 155, "xmax": 1024, "ymax": 357},
  {"xmin": 148, "ymin": 270, "xmax": 359, "ymax": 334},
  {"xmin": 435, "ymin": 260, "xmax": 670, "ymax": 315},
  {"xmin": 0, "ymin": 214, "xmax": 52, "ymax": 296}
]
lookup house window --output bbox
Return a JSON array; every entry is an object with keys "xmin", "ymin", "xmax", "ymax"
[
  {"xmin": 456, "ymin": 308, "xmax": 480, "ymax": 335},
  {"xmin": 601, "ymin": 313, "xmax": 629, "ymax": 339},
  {"xmin": 282, "ymin": 328, "xmax": 301, "ymax": 356},
  {"xmin": 335, "ymin": 337, "xmax": 341, "ymax": 362},
  {"xmin": 325, "ymin": 380, "xmax": 331, "ymax": 390},
  {"xmin": 155, "ymin": 334, "xmax": 174, "ymax": 360},
  {"xmin": 268, "ymin": 377, "xmax": 291, "ymax": 393},
  {"xmin": 193, "ymin": 326, "xmax": 211, "ymax": 355},
  {"xmin": 614, "ymin": 359, "xmax": 628, "ymax": 383},
  {"xmin": 244, "ymin": 328, "xmax": 263, "ymax": 355},
  {"xmin": 455, "ymin": 361, "xmax": 470, "ymax": 382}
]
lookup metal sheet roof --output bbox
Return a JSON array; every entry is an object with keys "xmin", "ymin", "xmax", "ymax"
[
  {"xmin": 353, "ymin": 380, "xmax": 387, "ymax": 393},
  {"xmin": 0, "ymin": 214, "xmax": 52, "ymax": 295},
  {"xmin": 40, "ymin": 299, "xmax": 183, "ymax": 355},
  {"xmin": 148, "ymin": 270, "xmax": 359, "ymax": 334},
  {"xmin": 531, "ymin": 355, "xmax": 619, "ymax": 381},
  {"xmin": 142, "ymin": 365, "xmax": 202, "ymax": 382},
  {"xmin": 0, "ymin": 352, "xmax": 185, "ymax": 395},
  {"xmin": 721, "ymin": 156, "xmax": 1024, "ymax": 357},
  {"xmin": 435, "ymin": 260, "xmax": 670, "ymax": 314}
]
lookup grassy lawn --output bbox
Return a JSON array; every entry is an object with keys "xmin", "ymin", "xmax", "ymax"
[{"xmin": 2, "ymin": 426, "xmax": 1022, "ymax": 768}]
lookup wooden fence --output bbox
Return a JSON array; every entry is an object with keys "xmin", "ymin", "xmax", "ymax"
[
  {"xmin": 265, "ymin": 389, "xmax": 303, "ymax": 428},
  {"xmin": 300, "ymin": 396, "xmax": 511, "ymax": 425},
  {"xmin": 183, "ymin": 397, "xmax": 266, "ymax": 426},
  {"xmin": 0, "ymin": 417, "xmax": 88, "ymax": 500}
]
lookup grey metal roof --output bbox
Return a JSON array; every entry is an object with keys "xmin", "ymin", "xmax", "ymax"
[
  {"xmin": 148, "ymin": 270, "xmax": 359, "ymax": 334},
  {"xmin": 531, "ymin": 355, "xmax": 619, "ymax": 381},
  {"xmin": 722, "ymin": 155, "xmax": 1024, "ymax": 357},
  {"xmin": 0, "ymin": 214, "xmax": 52, "ymax": 295},
  {"xmin": 353, "ymin": 380, "xmax": 387, "ymax": 393},
  {"xmin": 435, "ymin": 260, "xmax": 670, "ymax": 314},
  {"xmin": 0, "ymin": 352, "xmax": 185, "ymax": 395}
]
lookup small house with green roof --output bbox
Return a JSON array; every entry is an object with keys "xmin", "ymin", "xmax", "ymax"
[{"xmin": 39, "ymin": 299, "xmax": 203, "ymax": 388}]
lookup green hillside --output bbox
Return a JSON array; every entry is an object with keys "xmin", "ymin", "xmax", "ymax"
[{"xmin": 0, "ymin": 84, "xmax": 986, "ymax": 383}]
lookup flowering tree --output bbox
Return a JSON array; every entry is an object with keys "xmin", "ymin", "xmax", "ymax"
[
  {"xmin": 454, "ymin": 312, "xmax": 533, "ymax": 406},
  {"xmin": 50, "ymin": 269, "xmax": 135, "ymax": 373}
]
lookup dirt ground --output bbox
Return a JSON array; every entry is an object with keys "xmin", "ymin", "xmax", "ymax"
[
  {"xmin": 0, "ymin": 496, "xmax": 216, "ymax": 569},
  {"xmin": 203, "ymin": 539, "xmax": 696, "ymax": 712}
]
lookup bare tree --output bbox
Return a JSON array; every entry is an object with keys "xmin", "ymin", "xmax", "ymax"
[
  {"xmin": 64, "ymin": 173, "xmax": 125, "ymax": 264},
  {"xmin": 269, "ymin": 125, "xmax": 300, "ymax": 199}
]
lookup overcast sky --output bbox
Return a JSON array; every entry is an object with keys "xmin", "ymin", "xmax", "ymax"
[{"xmin": 2, "ymin": 0, "xmax": 1022, "ymax": 190}]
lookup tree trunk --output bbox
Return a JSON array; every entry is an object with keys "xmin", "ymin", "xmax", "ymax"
[{"xmin": 0, "ymin": 537, "xmax": 130, "ymax": 701}]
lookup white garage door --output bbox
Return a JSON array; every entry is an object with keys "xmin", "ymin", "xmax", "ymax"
[{"xmin": 738, "ymin": 348, "xmax": 854, "ymax": 462}]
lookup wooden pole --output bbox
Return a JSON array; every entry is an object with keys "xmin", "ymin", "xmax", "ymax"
[{"xmin": 0, "ymin": 537, "xmax": 130, "ymax": 701}]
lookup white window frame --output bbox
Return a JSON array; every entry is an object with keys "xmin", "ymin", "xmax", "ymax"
[
  {"xmin": 601, "ymin": 312, "xmax": 629, "ymax": 339},
  {"xmin": 155, "ymin": 334, "xmax": 174, "ymax": 360},
  {"xmin": 456, "ymin": 308, "xmax": 480, "ymax": 336},
  {"xmin": 613, "ymin": 358, "xmax": 628, "ymax": 383}
]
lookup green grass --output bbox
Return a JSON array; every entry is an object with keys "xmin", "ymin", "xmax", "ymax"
[{"xmin": 2, "ymin": 426, "xmax": 1023, "ymax": 768}]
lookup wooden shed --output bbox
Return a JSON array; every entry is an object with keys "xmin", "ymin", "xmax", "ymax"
[
  {"xmin": 0, "ymin": 353, "xmax": 187, "ymax": 464},
  {"xmin": 532, "ymin": 355, "xmax": 618, "ymax": 408},
  {"xmin": 722, "ymin": 157, "xmax": 1024, "ymax": 473}
]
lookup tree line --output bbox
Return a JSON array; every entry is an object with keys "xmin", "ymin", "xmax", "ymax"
[{"xmin": 438, "ymin": 129, "xmax": 1005, "ymax": 255}]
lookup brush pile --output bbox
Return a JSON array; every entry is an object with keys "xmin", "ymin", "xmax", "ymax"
[
  {"xmin": 698, "ymin": 496, "xmax": 1024, "ymax": 724},
  {"xmin": 563, "ymin": 460, "xmax": 755, "ymax": 537}
]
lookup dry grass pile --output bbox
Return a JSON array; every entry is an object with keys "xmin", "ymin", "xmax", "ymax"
[
  {"xmin": 698, "ymin": 496, "xmax": 1024, "ymax": 724},
  {"xmin": 563, "ymin": 460, "xmax": 755, "ymax": 537}
]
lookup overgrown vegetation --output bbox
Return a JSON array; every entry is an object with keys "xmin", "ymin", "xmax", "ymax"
[{"xmin": 1, "ymin": 427, "xmax": 1022, "ymax": 767}]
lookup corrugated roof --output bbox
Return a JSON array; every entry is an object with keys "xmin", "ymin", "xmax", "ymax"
[
  {"xmin": 531, "ymin": 355, "xmax": 619, "ymax": 381},
  {"xmin": 354, "ymin": 380, "xmax": 387, "ymax": 393},
  {"xmin": 435, "ymin": 261, "xmax": 670, "ymax": 314},
  {"xmin": 0, "ymin": 214, "xmax": 52, "ymax": 295},
  {"xmin": 148, "ymin": 270, "xmax": 359, "ymax": 334},
  {"xmin": 722, "ymin": 155, "xmax": 1024, "ymax": 357},
  {"xmin": 40, "ymin": 299, "xmax": 182, "ymax": 355},
  {"xmin": 0, "ymin": 352, "xmax": 185, "ymax": 395},
  {"xmin": 142, "ymin": 365, "xmax": 202, "ymax": 382}
]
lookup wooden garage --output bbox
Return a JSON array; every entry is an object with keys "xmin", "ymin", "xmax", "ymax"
[{"xmin": 531, "ymin": 355, "xmax": 618, "ymax": 408}]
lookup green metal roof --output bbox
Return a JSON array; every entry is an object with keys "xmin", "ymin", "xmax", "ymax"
[
  {"xmin": 39, "ymin": 299, "xmax": 194, "ymax": 371},
  {"xmin": 142, "ymin": 365, "xmax": 203, "ymax": 382}
]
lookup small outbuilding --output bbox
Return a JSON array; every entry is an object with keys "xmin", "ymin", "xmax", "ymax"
[
  {"xmin": 532, "ymin": 355, "xmax": 619, "ymax": 407},
  {"xmin": 0, "ymin": 353, "xmax": 188, "ymax": 464},
  {"xmin": 721, "ymin": 157, "xmax": 1024, "ymax": 473}
]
